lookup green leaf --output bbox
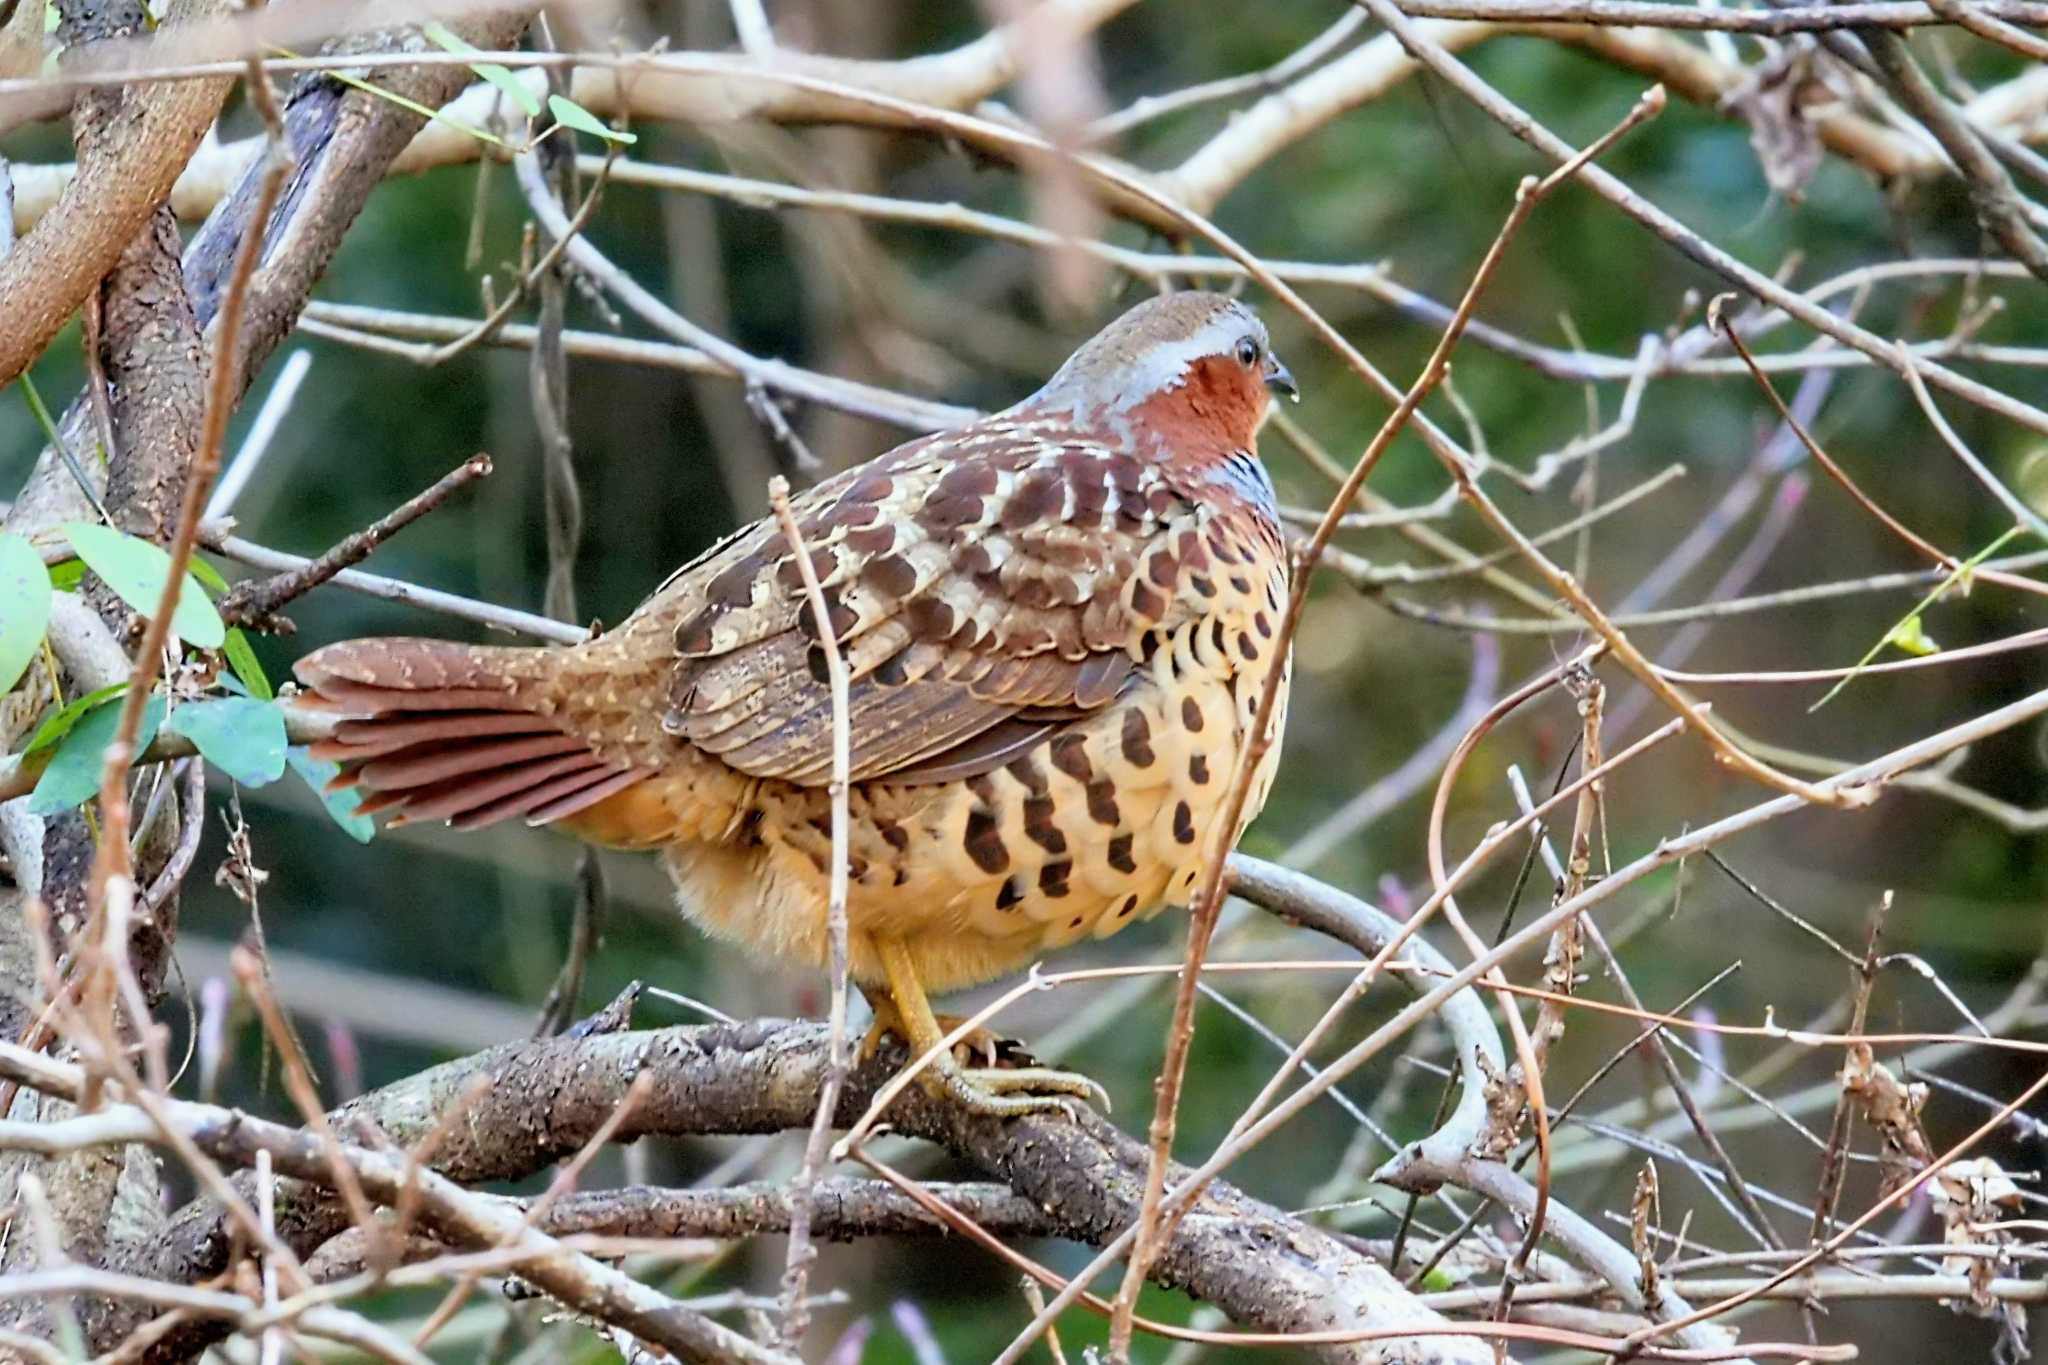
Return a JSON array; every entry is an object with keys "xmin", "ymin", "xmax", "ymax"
[
  {"xmin": 29, "ymin": 692, "xmax": 166, "ymax": 815},
  {"xmin": 167, "ymin": 697, "xmax": 287, "ymax": 786},
  {"xmin": 187, "ymin": 555, "xmax": 230, "ymax": 595},
  {"xmin": 62, "ymin": 523, "xmax": 226, "ymax": 649},
  {"xmin": 1885, "ymin": 615, "xmax": 1940, "ymax": 658},
  {"xmin": 0, "ymin": 533, "xmax": 52, "ymax": 696},
  {"xmin": 423, "ymin": 22, "xmax": 542, "ymax": 116},
  {"xmin": 223, "ymin": 628, "xmax": 273, "ymax": 700},
  {"xmin": 25, "ymin": 682, "xmax": 127, "ymax": 754},
  {"xmin": 293, "ymin": 50, "xmax": 508, "ymax": 149},
  {"xmin": 47, "ymin": 558, "xmax": 86, "ymax": 591},
  {"xmin": 549, "ymin": 94, "xmax": 635, "ymax": 143},
  {"xmin": 1811, "ymin": 525, "xmax": 2027, "ymax": 711},
  {"xmin": 287, "ymin": 749, "xmax": 376, "ymax": 844}
]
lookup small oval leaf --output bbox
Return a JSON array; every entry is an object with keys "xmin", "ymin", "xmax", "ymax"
[
  {"xmin": 62, "ymin": 523, "xmax": 226, "ymax": 649},
  {"xmin": 0, "ymin": 533, "xmax": 52, "ymax": 695},
  {"xmin": 167, "ymin": 697, "xmax": 287, "ymax": 786},
  {"xmin": 29, "ymin": 691, "xmax": 167, "ymax": 815},
  {"xmin": 549, "ymin": 94, "xmax": 635, "ymax": 143}
]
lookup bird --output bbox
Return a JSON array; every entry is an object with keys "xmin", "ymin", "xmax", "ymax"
[{"xmin": 292, "ymin": 291, "xmax": 1298, "ymax": 1116}]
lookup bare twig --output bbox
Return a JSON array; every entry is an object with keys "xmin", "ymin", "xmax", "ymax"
[
  {"xmin": 766, "ymin": 474, "xmax": 854, "ymax": 1349},
  {"xmin": 218, "ymin": 456, "xmax": 493, "ymax": 629}
]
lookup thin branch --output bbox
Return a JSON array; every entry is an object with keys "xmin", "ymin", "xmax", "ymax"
[{"xmin": 218, "ymin": 455, "xmax": 493, "ymax": 629}]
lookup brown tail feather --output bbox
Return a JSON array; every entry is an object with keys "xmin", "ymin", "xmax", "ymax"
[{"xmin": 293, "ymin": 637, "xmax": 650, "ymax": 833}]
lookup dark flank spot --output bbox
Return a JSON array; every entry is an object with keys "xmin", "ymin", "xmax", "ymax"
[
  {"xmin": 1179, "ymin": 530, "xmax": 1210, "ymax": 573},
  {"xmin": 1148, "ymin": 553, "xmax": 1177, "ymax": 588},
  {"xmin": 806, "ymin": 647, "xmax": 830, "ymax": 685},
  {"xmin": 1173, "ymin": 800, "xmax": 1197, "ymax": 844},
  {"xmin": 1190, "ymin": 575, "xmax": 1216, "ymax": 598},
  {"xmin": 964, "ymin": 808, "xmax": 1009, "ymax": 873},
  {"xmin": 956, "ymin": 542, "xmax": 996, "ymax": 576},
  {"xmin": 860, "ymin": 555, "xmax": 917, "ymax": 599},
  {"xmin": 1007, "ymin": 756, "xmax": 1049, "ymax": 795},
  {"xmin": 1129, "ymin": 580, "xmax": 1166, "ymax": 621},
  {"xmin": 878, "ymin": 821, "xmax": 910, "ymax": 851},
  {"xmin": 1107, "ymin": 832, "xmax": 1136, "ymax": 874},
  {"xmin": 1086, "ymin": 779, "xmax": 1121, "ymax": 827},
  {"xmin": 1239, "ymin": 632, "xmax": 1260, "ymax": 661},
  {"xmin": 1230, "ymin": 575, "xmax": 1252, "ymax": 595},
  {"xmin": 1208, "ymin": 530, "xmax": 1240, "ymax": 565},
  {"xmin": 996, "ymin": 877, "xmax": 1026, "ymax": 911},
  {"xmin": 1117, "ymin": 894, "xmax": 1139, "ymax": 919},
  {"xmin": 894, "ymin": 867, "xmax": 909, "ymax": 886},
  {"xmin": 1121, "ymin": 710, "xmax": 1155, "ymax": 768},
  {"xmin": 1189, "ymin": 753, "xmax": 1210, "ymax": 784},
  {"xmin": 966, "ymin": 774, "xmax": 996, "ymax": 804},
  {"xmin": 1255, "ymin": 611, "xmax": 1273, "ymax": 639},
  {"xmin": 1181, "ymin": 697, "xmax": 1205, "ymax": 732},
  {"xmin": 1039, "ymin": 861, "xmax": 1072, "ymax": 896},
  {"xmin": 1023, "ymin": 796, "xmax": 1066, "ymax": 853},
  {"xmin": 1050, "ymin": 733, "xmax": 1093, "ymax": 782},
  {"xmin": 848, "ymin": 854, "xmax": 870, "ymax": 881},
  {"xmin": 1211, "ymin": 619, "xmax": 1228, "ymax": 655},
  {"xmin": 845, "ymin": 524, "xmax": 896, "ymax": 556},
  {"xmin": 1069, "ymin": 916, "xmax": 1085, "ymax": 930}
]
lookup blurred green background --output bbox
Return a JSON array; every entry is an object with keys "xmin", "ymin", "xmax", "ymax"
[{"xmin": 5, "ymin": 2, "xmax": 2045, "ymax": 1360}]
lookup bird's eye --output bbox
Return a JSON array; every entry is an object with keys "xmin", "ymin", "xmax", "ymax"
[{"xmin": 1235, "ymin": 337, "xmax": 1261, "ymax": 367}]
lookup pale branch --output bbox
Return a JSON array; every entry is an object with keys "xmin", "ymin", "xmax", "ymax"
[{"xmin": 216, "ymin": 454, "xmax": 495, "ymax": 629}]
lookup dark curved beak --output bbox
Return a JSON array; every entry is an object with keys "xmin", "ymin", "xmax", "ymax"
[{"xmin": 1263, "ymin": 353, "xmax": 1299, "ymax": 403}]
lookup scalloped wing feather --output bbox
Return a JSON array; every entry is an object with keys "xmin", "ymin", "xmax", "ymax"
[{"xmin": 650, "ymin": 416, "xmax": 1211, "ymax": 787}]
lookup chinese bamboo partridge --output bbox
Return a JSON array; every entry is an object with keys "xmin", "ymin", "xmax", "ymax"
[{"xmin": 294, "ymin": 291, "xmax": 1297, "ymax": 1115}]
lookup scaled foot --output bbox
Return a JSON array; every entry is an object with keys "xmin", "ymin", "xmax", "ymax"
[{"xmin": 860, "ymin": 994, "xmax": 1109, "ymax": 1118}]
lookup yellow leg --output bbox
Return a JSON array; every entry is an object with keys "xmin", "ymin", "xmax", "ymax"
[{"xmin": 863, "ymin": 937, "xmax": 1108, "ymax": 1117}]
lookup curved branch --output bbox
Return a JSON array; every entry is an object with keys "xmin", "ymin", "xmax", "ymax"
[{"xmin": 0, "ymin": 0, "xmax": 231, "ymax": 389}]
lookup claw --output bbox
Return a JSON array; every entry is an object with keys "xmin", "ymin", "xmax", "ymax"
[{"xmin": 858, "ymin": 952, "xmax": 1110, "ymax": 1119}]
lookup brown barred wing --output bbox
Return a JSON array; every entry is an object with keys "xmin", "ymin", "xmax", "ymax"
[{"xmin": 655, "ymin": 418, "xmax": 1208, "ymax": 788}]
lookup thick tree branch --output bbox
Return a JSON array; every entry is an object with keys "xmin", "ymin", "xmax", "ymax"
[
  {"xmin": 0, "ymin": 0, "xmax": 230, "ymax": 390},
  {"xmin": 111, "ymin": 1020, "xmax": 1483, "ymax": 1364}
]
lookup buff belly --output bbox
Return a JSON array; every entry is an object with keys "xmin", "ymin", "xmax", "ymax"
[{"xmin": 659, "ymin": 622, "xmax": 1289, "ymax": 996}]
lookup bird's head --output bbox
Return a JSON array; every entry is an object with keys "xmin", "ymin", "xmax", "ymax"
[{"xmin": 1025, "ymin": 292, "xmax": 1297, "ymax": 451}]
